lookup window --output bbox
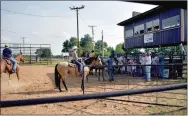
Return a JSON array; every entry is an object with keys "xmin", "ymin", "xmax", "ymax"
[
  {"xmin": 153, "ymin": 19, "xmax": 160, "ymax": 31},
  {"xmin": 125, "ymin": 29, "xmax": 133, "ymax": 38},
  {"xmin": 134, "ymin": 24, "xmax": 144, "ymax": 35},
  {"xmin": 162, "ymin": 15, "xmax": 180, "ymax": 29},
  {"xmin": 146, "ymin": 19, "xmax": 160, "ymax": 33},
  {"xmin": 146, "ymin": 21, "xmax": 153, "ymax": 32}
]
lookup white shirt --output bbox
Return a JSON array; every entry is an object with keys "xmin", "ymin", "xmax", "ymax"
[
  {"xmin": 140, "ymin": 56, "xmax": 146, "ymax": 65},
  {"xmin": 145, "ymin": 55, "xmax": 151, "ymax": 65}
]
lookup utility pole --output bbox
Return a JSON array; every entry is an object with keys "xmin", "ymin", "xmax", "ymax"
[
  {"xmin": 102, "ymin": 30, "xmax": 104, "ymax": 57},
  {"xmin": 70, "ymin": 5, "xmax": 85, "ymax": 56},
  {"xmin": 21, "ymin": 37, "xmax": 26, "ymax": 54},
  {"xmin": 88, "ymin": 25, "xmax": 97, "ymax": 50}
]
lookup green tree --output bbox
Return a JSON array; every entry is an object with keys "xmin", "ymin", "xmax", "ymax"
[
  {"xmin": 70, "ymin": 37, "xmax": 78, "ymax": 47},
  {"xmin": 115, "ymin": 43, "xmax": 125, "ymax": 54},
  {"xmin": 95, "ymin": 40, "xmax": 108, "ymax": 50},
  {"xmin": 62, "ymin": 37, "xmax": 78, "ymax": 52},
  {"xmin": 80, "ymin": 34, "xmax": 93, "ymax": 52},
  {"xmin": 107, "ymin": 46, "xmax": 114, "ymax": 52}
]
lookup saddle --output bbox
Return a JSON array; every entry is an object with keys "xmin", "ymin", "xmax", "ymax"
[{"xmin": 68, "ymin": 63, "xmax": 77, "ymax": 68}]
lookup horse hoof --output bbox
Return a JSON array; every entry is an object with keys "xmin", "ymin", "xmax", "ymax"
[{"xmin": 59, "ymin": 90, "xmax": 62, "ymax": 92}]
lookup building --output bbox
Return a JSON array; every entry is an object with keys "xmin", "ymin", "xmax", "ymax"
[{"xmin": 117, "ymin": 6, "xmax": 187, "ymax": 49}]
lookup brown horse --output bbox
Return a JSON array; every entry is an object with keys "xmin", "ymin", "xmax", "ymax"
[
  {"xmin": 0, "ymin": 54, "xmax": 25, "ymax": 81},
  {"xmin": 54, "ymin": 56, "xmax": 102, "ymax": 92}
]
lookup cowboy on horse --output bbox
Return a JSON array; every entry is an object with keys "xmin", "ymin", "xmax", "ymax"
[
  {"xmin": 70, "ymin": 46, "xmax": 84, "ymax": 76},
  {"xmin": 2, "ymin": 44, "xmax": 17, "ymax": 73}
]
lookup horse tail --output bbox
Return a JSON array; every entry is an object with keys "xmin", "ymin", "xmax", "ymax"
[{"xmin": 55, "ymin": 63, "xmax": 60, "ymax": 88}]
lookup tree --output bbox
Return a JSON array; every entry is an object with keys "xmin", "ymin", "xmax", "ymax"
[
  {"xmin": 80, "ymin": 34, "xmax": 93, "ymax": 51},
  {"xmin": 70, "ymin": 37, "xmax": 78, "ymax": 47},
  {"xmin": 95, "ymin": 40, "xmax": 108, "ymax": 50},
  {"xmin": 115, "ymin": 43, "xmax": 125, "ymax": 54},
  {"xmin": 62, "ymin": 37, "xmax": 78, "ymax": 52},
  {"xmin": 107, "ymin": 46, "xmax": 114, "ymax": 52},
  {"xmin": 35, "ymin": 48, "xmax": 52, "ymax": 58}
]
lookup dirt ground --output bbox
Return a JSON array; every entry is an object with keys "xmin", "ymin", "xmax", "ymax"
[{"xmin": 1, "ymin": 65, "xmax": 187, "ymax": 115}]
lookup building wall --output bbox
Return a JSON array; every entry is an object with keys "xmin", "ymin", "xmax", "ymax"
[{"xmin": 124, "ymin": 8, "xmax": 185, "ymax": 49}]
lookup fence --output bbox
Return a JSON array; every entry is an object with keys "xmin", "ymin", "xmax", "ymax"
[
  {"xmin": 82, "ymin": 63, "xmax": 187, "ymax": 108},
  {"xmin": 0, "ymin": 43, "xmax": 52, "ymax": 65},
  {"xmin": 0, "ymin": 83, "xmax": 186, "ymax": 108}
]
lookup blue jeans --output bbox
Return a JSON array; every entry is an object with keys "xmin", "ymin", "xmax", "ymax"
[
  {"xmin": 74, "ymin": 60, "xmax": 83, "ymax": 74},
  {"xmin": 9, "ymin": 57, "xmax": 17, "ymax": 71},
  {"xmin": 108, "ymin": 69, "xmax": 114, "ymax": 81},
  {"xmin": 145, "ymin": 66, "xmax": 151, "ymax": 81}
]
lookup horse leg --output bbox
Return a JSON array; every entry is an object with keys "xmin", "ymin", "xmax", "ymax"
[
  {"xmin": 62, "ymin": 79, "xmax": 68, "ymax": 91},
  {"xmin": 16, "ymin": 66, "xmax": 20, "ymax": 81},
  {"xmin": 81, "ymin": 78, "xmax": 85, "ymax": 94},
  {"xmin": 58, "ymin": 77, "xmax": 62, "ymax": 92}
]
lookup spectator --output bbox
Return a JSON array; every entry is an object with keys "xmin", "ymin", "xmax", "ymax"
[
  {"xmin": 128, "ymin": 58, "xmax": 133, "ymax": 76},
  {"xmin": 179, "ymin": 43, "xmax": 185, "ymax": 61},
  {"xmin": 132, "ymin": 59, "xmax": 137, "ymax": 77},
  {"xmin": 140, "ymin": 53, "xmax": 146, "ymax": 77},
  {"xmin": 151, "ymin": 53, "xmax": 159, "ymax": 77},
  {"xmin": 144, "ymin": 52, "xmax": 151, "ymax": 81},
  {"xmin": 106, "ymin": 57, "xmax": 114, "ymax": 82}
]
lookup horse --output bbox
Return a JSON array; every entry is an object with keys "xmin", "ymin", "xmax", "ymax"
[
  {"xmin": 85, "ymin": 56, "xmax": 106, "ymax": 81},
  {"xmin": 54, "ymin": 55, "xmax": 103, "ymax": 92},
  {"xmin": 0, "ymin": 54, "xmax": 25, "ymax": 82}
]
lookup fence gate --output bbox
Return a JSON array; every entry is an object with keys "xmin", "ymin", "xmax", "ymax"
[{"xmin": 1, "ymin": 43, "xmax": 52, "ymax": 65}]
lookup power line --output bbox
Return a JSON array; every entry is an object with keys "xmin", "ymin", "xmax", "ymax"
[{"xmin": 1, "ymin": 8, "xmax": 70, "ymax": 18}]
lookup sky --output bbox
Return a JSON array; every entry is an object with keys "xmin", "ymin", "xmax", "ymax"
[{"xmin": 1, "ymin": 1, "xmax": 157, "ymax": 55}]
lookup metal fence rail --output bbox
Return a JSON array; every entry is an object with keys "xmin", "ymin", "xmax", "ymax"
[
  {"xmin": 0, "ymin": 83, "xmax": 186, "ymax": 108},
  {"xmin": 1, "ymin": 43, "xmax": 52, "ymax": 64}
]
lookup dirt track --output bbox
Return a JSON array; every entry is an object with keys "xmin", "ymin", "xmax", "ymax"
[{"xmin": 1, "ymin": 65, "xmax": 186, "ymax": 115}]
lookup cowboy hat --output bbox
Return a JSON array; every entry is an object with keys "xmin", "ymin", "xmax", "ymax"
[
  {"xmin": 4, "ymin": 44, "xmax": 8, "ymax": 47},
  {"xmin": 72, "ymin": 46, "xmax": 78, "ymax": 50}
]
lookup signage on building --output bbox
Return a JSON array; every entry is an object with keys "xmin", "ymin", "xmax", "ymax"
[{"xmin": 144, "ymin": 33, "xmax": 153, "ymax": 43}]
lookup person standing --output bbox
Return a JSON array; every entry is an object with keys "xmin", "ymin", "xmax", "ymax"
[
  {"xmin": 106, "ymin": 57, "xmax": 114, "ymax": 81},
  {"xmin": 151, "ymin": 53, "xmax": 159, "ymax": 77},
  {"xmin": 144, "ymin": 52, "xmax": 151, "ymax": 81}
]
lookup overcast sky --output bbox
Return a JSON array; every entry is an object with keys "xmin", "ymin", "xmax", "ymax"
[{"xmin": 1, "ymin": 1, "xmax": 157, "ymax": 55}]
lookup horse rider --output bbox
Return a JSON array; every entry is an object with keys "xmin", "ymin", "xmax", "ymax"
[
  {"xmin": 89, "ymin": 50, "xmax": 95, "ymax": 57},
  {"xmin": 71, "ymin": 46, "xmax": 84, "ymax": 76},
  {"xmin": 2, "ymin": 44, "xmax": 17, "ymax": 73}
]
